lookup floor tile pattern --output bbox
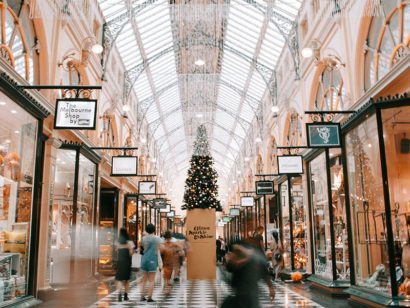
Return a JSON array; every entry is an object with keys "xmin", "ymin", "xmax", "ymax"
[{"xmin": 92, "ymin": 271, "xmax": 324, "ymax": 307}]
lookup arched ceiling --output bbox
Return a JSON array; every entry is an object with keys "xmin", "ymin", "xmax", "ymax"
[{"xmin": 98, "ymin": 0, "xmax": 302, "ymax": 196}]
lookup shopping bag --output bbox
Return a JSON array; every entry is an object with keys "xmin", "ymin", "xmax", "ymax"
[{"xmin": 131, "ymin": 252, "xmax": 141, "ymax": 272}]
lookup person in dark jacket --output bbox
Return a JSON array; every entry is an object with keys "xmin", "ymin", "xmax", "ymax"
[
  {"xmin": 222, "ymin": 241, "xmax": 275, "ymax": 308},
  {"xmin": 115, "ymin": 228, "xmax": 134, "ymax": 302}
]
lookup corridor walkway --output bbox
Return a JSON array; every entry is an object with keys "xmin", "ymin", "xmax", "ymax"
[{"xmin": 91, "ymin": 271, "xmax": 324, "ymax": 307}]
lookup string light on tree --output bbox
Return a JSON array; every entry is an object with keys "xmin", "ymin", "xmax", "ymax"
[{"xmin": 182, "ymin": 125, "xmax": 222, "ymax": 211}]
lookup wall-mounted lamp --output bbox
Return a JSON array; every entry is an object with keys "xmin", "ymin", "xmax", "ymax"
[
  {"xmin": 301, "ymin": 39, "xmax": 321, "ymax": 61},
  {"xmin": 81, "ymin": 36, "xmax": 103, "ymax": 66}
]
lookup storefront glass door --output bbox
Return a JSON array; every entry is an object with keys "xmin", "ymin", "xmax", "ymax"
[{"xmin": 310, "ymin": 152, "xmax": 332, "ymax": 279}]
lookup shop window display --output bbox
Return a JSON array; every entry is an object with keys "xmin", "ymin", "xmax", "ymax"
[
  {"xmin": 310, "ymin": 149, "xmax": 349, "ymax": 281},
  {"xmin": 381, "ymin": 106, "xmax": 410, "ymax": 295},
  {"xmin": 0, "ymin": 93, "xmax": 37, "ymax": 303},
  {"xmin": 280, "ymin": 183, "xmax": 291, "ymax": 270},
  {"xmin": 310, "ymin": 152, "xmax": 333, "ymax": 279},
  {"xmin": 345, "ymin": 114, "xmax": 390, "ymax": 293},
  {"xmin": 290, "ymin": 177, "xmax": 307, "ymax": 271},
  {"xmin": 330, "ymin": 148, "xmax": 349, "ymax": 280}
]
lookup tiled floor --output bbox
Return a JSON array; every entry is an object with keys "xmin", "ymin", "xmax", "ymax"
[{"xmin": 91, "ymin": 270, "xmax": 324, "ymax": 307}]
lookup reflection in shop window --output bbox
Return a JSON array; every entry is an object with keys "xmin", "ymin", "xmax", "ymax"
[
  {"xmin": 345, "ymin": 114, "xmax": 390, "ymax": 293},
  {"xmin": 0, "ymin": 92, "xmax": 38, "ymax": 304},
  {"xmin": 364, "ymin": 1, "xmax": 410, "ymax": 90}
]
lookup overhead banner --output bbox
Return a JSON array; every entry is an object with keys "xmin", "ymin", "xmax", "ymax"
[
  {"xmin": 138, "ymin": 181, "xmax": 157, "ymax": 195},
  {"xmin": 306, "ymin": 123, "xmax": 342, "ymax": 148},
  {"xmin": 240, "ymin": 196, "xmax": 254, "ymax": 207},
  {"xmin": 277, "ymin": 155, "xmax": 303, "ymax": 175},
  {"xmin": 229, "ymin": 208, "xmax": 240, "ymax": 217},
  {"xmin": 54, "ymin": 99, "xmax": 97, "ymax": 129},
  {"xmin": 255, "ymin": 181, "xmax": 274, "ymax": 195},
  {"xmin": 111, "ymin": 156, "xmax": 138, "ymax": 176}
]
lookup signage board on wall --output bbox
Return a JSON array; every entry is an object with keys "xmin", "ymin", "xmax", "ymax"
[
  {"xmin": 240, "ymin": 196, "xmax": 254, "ymax": 207},
  {"xmin": 153, "ymin": 198, "xmax": 167, "ymax": 209},
  {"xmin": 306, "ymin": 123, "xmax": 342, "ymax": 148},
  {"xmin": 166, "ymin": 210, "xmax": 175, "ymax": 218},
  {"xmin": 277, "ymin": 155, "xmax": 303, "ymax": 175},
  {"xmin": 111, "ymin": 156, "xmax": 138, "ymax": 176},
  {"xmin": 255, "ymin": 181, "xmax": 274, "ymax": 195},
  {"xmin": 138, "ymin": 181, "xmax": 157, "ymax": 195},
  {"xmin": 160, "ymin": 204, "xmax": 171, "ymax": 213},
  {"xmin": 229, "ymin": 208, "xmax": 240, "ymax": 216},
  {"xmin": 223, "ymin": 216, "xmax": 231, "ymax": 222},
  {"xmin": 54, "ymin": 99, "xmax": 97, "ymax": 129}
]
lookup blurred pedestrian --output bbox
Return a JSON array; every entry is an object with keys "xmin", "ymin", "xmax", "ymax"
[
  {"xmin": 270, "ymin": 230, "xmax": 283, "ymax": 281},
  {"xmin": 140, "ymin": 224, "xmax": 162, "ymax": 302},
  {"xmin": 251, "ymin": 226, "xmax": 265, "ymax": 253},
  {"xmin": 115, "ymin": 228, "xmax": 134, "ymax": 302},
  {"xmin": 160, "ymin": 230, "xmax": 179, "ymax": 294},
  {"xmin": 216, "ymin": 237, "xmax": 222, "ymax": 263},
  {"xmin": 220, "ymin": 238, "xmax": 226, "ymax": 264},
  {"xmin": 222, "ymin": 242, "xmax": 275, "ymax": 308}
]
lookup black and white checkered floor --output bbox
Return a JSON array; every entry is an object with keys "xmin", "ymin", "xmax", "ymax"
[{"xmin": 91, "ymin": 270, "xmax": 323, "ymax": 307}]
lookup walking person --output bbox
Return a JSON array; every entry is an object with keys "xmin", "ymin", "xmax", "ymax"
[
  {"xmin": 220, "ymin": 238, "xmax": 226, "ymax": 264},
  {"xmin": 160, "ymin": 230, "xmax": 179, "ymax": 295},
  {"xmin": 140, "ymin": 224, "xmax": 162, "ymax": 303},
  {"xmin": 222, "ymin": 241, "xmax": 275, "ymax": 308},
  {"xmin": 216, "ymin": 237, "xmax": 222, "ymax": 263},
  {"xmin": 270, "ymin": 230, "xmax": 284, "ymax": 281},
  {"xmin": 115, "ymin": 228, "xmax": 134, "ymax": 302}
]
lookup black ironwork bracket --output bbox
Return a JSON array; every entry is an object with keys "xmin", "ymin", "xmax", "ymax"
[
  {"xmin": 305, "ymin": 110, "xmax": 356, "ymax": 123},
  {"xmin": 19, "ymin": 85, "xmax": 102, "ymax": 99}
]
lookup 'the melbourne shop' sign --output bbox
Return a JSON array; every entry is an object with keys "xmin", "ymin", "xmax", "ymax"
[{"xmin": 54, "ymin": 99, "xmax": 97, "ymax": 129}]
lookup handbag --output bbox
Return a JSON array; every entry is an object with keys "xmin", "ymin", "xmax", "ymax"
[
  {"xmin": 131, "ymin": 251, "xmax": 141, "ymax": 271},
  {"xmin": 274, "ymin": 251, "xmax": 282, "ymax": 262}
]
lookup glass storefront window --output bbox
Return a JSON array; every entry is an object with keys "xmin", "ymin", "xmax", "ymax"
[
  {"xmin": 125, "ymin": 196, "xmax": 137, "ymax": 244},
  {"xmin": 0, "ymin": 92, "xmax": 37, "ymax": 304},
  {"xmin": 310, "ymin": 152, "xmax": 332, "ymax": 279},
  {"xmin": 382, "ymin": 106, "xmax": 410, "ymax": 292},
  {"xmin": 291, "ymin": 177, "xmax": 307, "ymax": 271},
  {"xmin": 280, "ymin": 183, "xmax": 291, "ymax": 270},
  {"xmin": 73, "ymin": 154, "xmax": 96, "ymax": 281},
  {"xmin": 345, "ymin": 114, "xmax": 390, "ymax": 294},
  {"xmin": 49, "ymin": 149, "xmax": 96, "ymax": 285},
  {"xmin": 330, "ymin": 148, "xmax": 349, "ymax": 281}
]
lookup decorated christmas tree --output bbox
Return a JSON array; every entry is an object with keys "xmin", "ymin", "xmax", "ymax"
[{"xmin": 182, "ymin": 125, "xmax": 222, "ymax": 211}]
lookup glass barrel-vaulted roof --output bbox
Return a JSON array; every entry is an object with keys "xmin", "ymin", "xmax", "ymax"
[{"xmin": 99, "ymin": 0, "xmax": 302, "ymax": 190}]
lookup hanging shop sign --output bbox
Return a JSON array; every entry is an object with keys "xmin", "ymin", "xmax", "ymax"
[
  {"xmin": 277, "ymin": 155, "xmax": 303, "ymax": 175},
  {"xmin": 153, "ymin": 198, "xmax": 167, "ymax": 209},
  {"xmin": 138, "ymin": 181, "xmax": 157, "ymax": 195},
  {"xmin": 166, "ymin": 210, "xmax": 175, "ymax": 218},
  {"xmin": 222, "ymin": 216, "xmax": 231, "ymax": 222},
  {"xmin": 217, "ymin": 221, "xmax": 225, "ymax": 227},
  {"xmin": 54, "ymin": 98, "xmax": 97, "ymax": 129},
  {"xmin": 306, "ymin": 123, "xmax": 342, "ymax": 148},
  {"xmin": 229, "ymin": 208, "xmax": 240, "ymax": 217},
  {"xmin": 255, "ymin": 181, "xmax": 274, "ymax": 195},
  {"xmin": 111, "ymin": 156, "xmax": 138, "ymax": 176},
  {"xmin": 240, "ymin": 196, "xmax": 254, "ymax": 207},
  {"xmin": 160, "ymin": 204, "xmax": 171, "ymax": 213}
]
